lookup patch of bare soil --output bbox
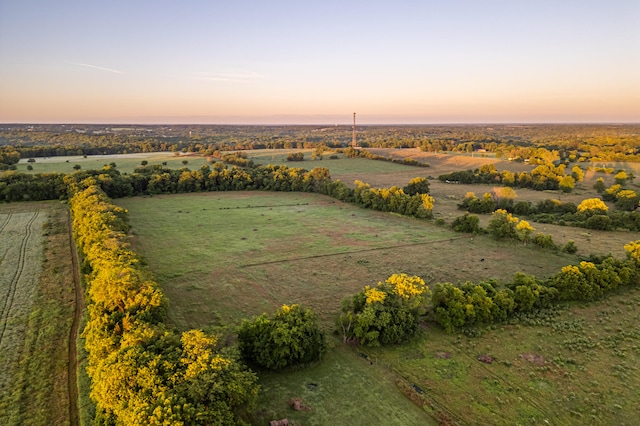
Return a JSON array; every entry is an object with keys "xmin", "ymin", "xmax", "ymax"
[
  {"xmin": 521, "ymin": 353, "xmax": 545, "ymax": 365},
  {"xmin": 476, "ymin": 354, "xmax": 494, "ymax": 364},
  {"xmin": 288, "ymin": 397, "xmax": 312, "ymax": 412}
]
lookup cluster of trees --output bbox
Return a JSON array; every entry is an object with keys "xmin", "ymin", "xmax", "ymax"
[
  {"xmin": 71, "ymin": 185, "xmax": 259, "ymax": 424},
  {"xmin": 458, "ymin": 187, "xmax": 640, "ymax": 232},
  {"xmin": 596, "ymin": 175, "xmax": 640, "ymax": 212},
  {"xmin": 353, "ymin": 180, "xmax": 434, "ymax": 218},
  {"xmin": 0, "ymin": 146, "xmax": 21, "ymax": 170},
  {"xmin": 432, "ymin": 245, "xmax": 639, "ymax": 333},
  {"xmin": 440, "ymin": 163, "xmax": 584, "ymax": 192},
  {"xmin": 451, "ymin": 211, "xmax": 576, "ymax": 252},
  {"xmin": 337, "ymin": 274, "xmax": 431, "ymax": 346},
  {"xmin": 338, "ymin": 240, "xmax": 639, "ymax": 338},
  {"xmin": 432, "ymin": 276, "xmax": 556, "ymax": 333}
]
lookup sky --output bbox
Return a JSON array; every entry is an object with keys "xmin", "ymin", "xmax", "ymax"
[{"xmin": 0, "ymin": 0, "xmax": 639, "ymax": 124}]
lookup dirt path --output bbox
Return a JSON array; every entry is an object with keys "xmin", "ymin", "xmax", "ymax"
[{"xmin": 67, "ymin": 211, "xmax": 81, "ymax": 426}]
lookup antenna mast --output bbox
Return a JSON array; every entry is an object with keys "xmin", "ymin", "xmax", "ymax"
[{"xmin": 352, "ymin": 112, "xmax": 357, "ymax": 147}]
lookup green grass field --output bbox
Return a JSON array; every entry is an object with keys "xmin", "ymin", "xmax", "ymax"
[
  {"xmin": 120, "ymin": 191, "xmax": 608, "ymax": 425},
  {"xmin": 121, "ymin": 192, "xmax": 573, "ymax": 331},
  {"xmin": 16, "ymin": 152, "xmax": 211, "ymax": 175},
  {"xmin": 247, "ymin": 149, "xmax": 427, "ymax": 175}
]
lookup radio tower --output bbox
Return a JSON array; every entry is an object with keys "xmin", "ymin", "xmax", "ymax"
[{"xmin": 352, "ymin": 112, "xmax": 357, "ymax": 147}]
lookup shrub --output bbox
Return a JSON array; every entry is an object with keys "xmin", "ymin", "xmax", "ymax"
[
  {"xmin": 584, "ymin": 214, "xmax": 612, "ymax": 230},
  {"xmin": 562, "ymin": 240, "xmax": 578, "ymax": 254},
  {"xmin": 487, "ymin": 209, "xmax": 519, "ymax": 239},
  {"xmin": 451, "ymin": 213, "xmax": 481, "ymax": 233},
  {"xmin": 403, "ymin": 177, "xmax": 430, "ymax": 195},
  {"xmin": 238, "ymin": 304, "xmax": 327, "ymax": 370},
  {"xmin": 286, "ymin": 152, "xmax": 304, "ymax": 161},
  {"xmin": 532, "ymin": 233, "xmax": 557, "ymax": 250}
]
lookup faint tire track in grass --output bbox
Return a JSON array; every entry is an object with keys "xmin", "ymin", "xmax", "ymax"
[
  {"xmin": 67, "ymin": 209, "xmax": 81, "ymax": 426},
  {"xmin": 0, "ymin": 211, "xmax": 13, "ymax": 233},
  {"xmin": 241, "ymin": 235, "xmax": 472, "ymax": 268},
  {"xmin": 0, "ymin": 210, "xmax": 39, "ymax": 346}
]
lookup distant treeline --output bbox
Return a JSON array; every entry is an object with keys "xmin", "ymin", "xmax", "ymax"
[{"xmin": 2, "ymin": 124, "xmax": 640, "ymax": 170}]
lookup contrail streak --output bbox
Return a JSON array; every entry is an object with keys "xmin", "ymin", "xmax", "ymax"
[{"xmin": 71, "ymin": 62, "xmax": 124, "ymax": 74}]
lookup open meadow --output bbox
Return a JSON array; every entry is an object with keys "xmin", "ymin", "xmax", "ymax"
[
  {"xmin": 116, "ymin": 190, "xmax": 640, "ymax": 425},
  {"xmin": 0, "ymin": 202, "xmax": 76, "ymax": 425},
  {"xmin": 16, "ymin": 151, "xmax": 210, "ymax": 175}
]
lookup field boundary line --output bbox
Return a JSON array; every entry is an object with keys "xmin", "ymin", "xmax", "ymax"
[
  {"xmin": 240, "ymin": 235, "xmax": 472, "ymax": 268},
  {"xmin": 214, "ymin": 199, "xmax": 339, "ymax": 210},
  {"xmin": 0, "ymin": 209, "xmax": 39, "ymax": 345},
  {"xmin": 67, "ymin": 208, "xmax": 81, "ymax": 426}
]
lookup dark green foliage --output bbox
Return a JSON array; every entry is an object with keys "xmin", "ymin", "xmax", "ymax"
[
  {"xmin": 286, "ymin": 152, "xmax": 304, "ymax": 161},
  {"xmin": 584, "ymin": 214, "xmax": 612, "ymax": 230},
  {"xmin": 238, "ymin": 304, "xmax": 327, "ymax": 370},
  {"xmin": 562, "ymin": 240, "xmax": 578, "ymax": 254},
  {"xmin": 451, "ymin": 213, "xmax": 481, "ymax": 233},
  {"xmin": 513, "ymin": 201, "xmax": 533, "ymax": 216},
  {"xmin": 532, "ymin": 233, "xmax": 557, "ymax": 250},
  {"xmin": 402, "ymin": 177, "xmax": 430, "ymax": 196},
  {"xmin": 432, "ymin": 281, "xmax": 513, "ymax": 333}
]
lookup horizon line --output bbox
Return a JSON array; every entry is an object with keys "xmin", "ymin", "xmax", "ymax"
[{"xmin": 2, "ymin": 120, "xmax": 640, "ymax": 127}]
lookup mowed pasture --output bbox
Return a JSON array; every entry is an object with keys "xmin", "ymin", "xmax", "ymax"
[
  {"xmin": 121, "ymin": 191, "xmax": 587, "ymax": 424},
  {"xmin": 0, "ymin": 202, "xmax": 75, "ymax": 425}
]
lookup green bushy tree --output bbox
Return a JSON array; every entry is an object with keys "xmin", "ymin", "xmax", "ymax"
[{"xmin": 238, "ymin": 304, "xmax": 326, "ymax": 370}]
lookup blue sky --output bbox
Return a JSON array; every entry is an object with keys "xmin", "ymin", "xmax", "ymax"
[{"xmin": 0, "ymin": 0, "xmax": 638, "ymax": 124}]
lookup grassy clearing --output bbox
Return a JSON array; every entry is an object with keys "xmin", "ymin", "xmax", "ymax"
[
  {"xmin": 253, "ymin": 344, "xmax": 433, "ymax": 425},
  {"xmin": 366, "ymin": 286, "xmax": 640, "ymax": 425},
  {"xmin": 0, "ymin": 202, "xmax": 74, "ymax": 425},
  {"xmin": 16, "ymin": 152, "xmax": 210, "ymax": 174},
  {"xmin": 247, "ymin": 149, "xmax": 427, "ymax": 175},
  {"xmin": 121, "ymin": 192, "xmax": 572, "ymax": 330}
]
